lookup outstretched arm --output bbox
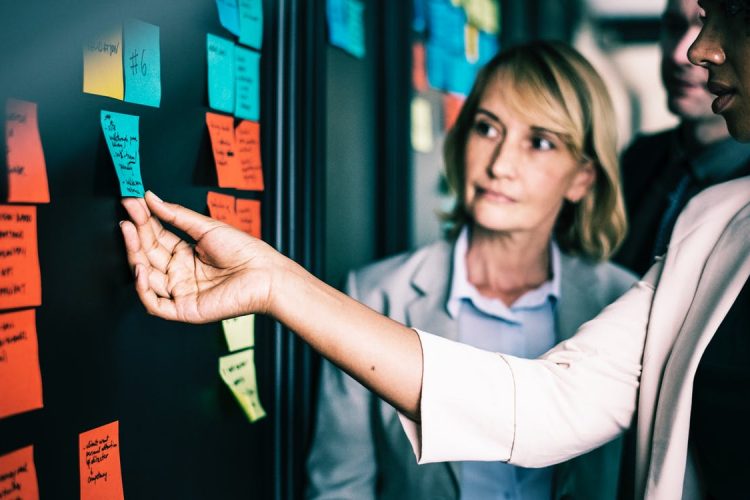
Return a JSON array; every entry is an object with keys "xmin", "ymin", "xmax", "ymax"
[{"xmin": 120, "ymin": 192, "xmax": 424, "ymax": 420}]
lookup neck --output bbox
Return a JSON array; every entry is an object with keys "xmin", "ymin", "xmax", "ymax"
[
  {"xmin": 680, "ymin": 117, "xmax": 731, "ymax": 154},
  {"xmin": 465, "ymin": 225, "xmax": 551, "ymax": 305}
]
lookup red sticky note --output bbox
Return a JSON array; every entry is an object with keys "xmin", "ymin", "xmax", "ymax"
[
  {"xmin": 0, "ymin": 205, "xmax": 42, "ymax": 310},
  {"xmin": 206, "ymin": 191, "xmax": 238, "ymax": 226},
  {"xmin": 0, "ymin": 445, "xmax": 39, "ymax": 499},
  {"xmin": 235, "ymin": 120, "xmax": 264, "ymax": 191},
  {"xmin": 5, "ymin": 99, "xmax": 50, "ymax": 204},
  {"xmin": 79, "ymin": 421, "xmax": 124, "ymax": 500},
  {"xmin": 0, "ymin": 309, "xmax": 43, "ymax": 419},
  {"xmin": 206, "ymin": 112, "xmax": 241, "ymax": 188},
  {"xmin": 412, "ymin": 43, "xmax": 429, "ymax": 92},
  {"xmin": 236, "ymin": 199, "xmax": 261, "ymax": 238},
  {"xmin": 443, "ymin": 93, "xmax": 465, "ymax": 131}
]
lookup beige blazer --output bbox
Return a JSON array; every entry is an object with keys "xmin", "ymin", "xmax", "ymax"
[
  {"xmin": 306, "ymin": 240, "xmax": 636, "ymax": 499},
  {"xmin": 401, "ymin": 176, "xmax": 750, "ymax": 499}
]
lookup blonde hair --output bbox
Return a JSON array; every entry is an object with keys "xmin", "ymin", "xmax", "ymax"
[{"xmin": 443, "ymin": 41, "xmax": 627, "ymax": 261}]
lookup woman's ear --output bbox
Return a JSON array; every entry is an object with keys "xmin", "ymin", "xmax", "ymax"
[{"xmin": 564, "ymin": 159, "xmax": 596, "ymax": 203}]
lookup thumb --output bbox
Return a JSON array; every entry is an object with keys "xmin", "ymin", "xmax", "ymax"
[{"xmin": 145, "ymin": 191, "xmax": 224, "ymax": 242}]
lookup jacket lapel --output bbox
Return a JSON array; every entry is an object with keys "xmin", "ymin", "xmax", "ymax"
[{"xmin": 645, "ymin": 202, "xmax": 750, "ymax": 499}]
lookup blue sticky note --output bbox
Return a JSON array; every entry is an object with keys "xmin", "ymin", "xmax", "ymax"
[
  {"xmin": 326, "ymin": 0, "xmax": 366, "ymax": 59},
  {"xmin": 207, "ymin": 34, "xmax": 236, "ymax": 113},
  {"xmin": 413, "ymin": 0, "xmax": 427, "ymax": 32},
  {"xmin": 101, "ymin": 111, "xmax": 144, "ymax": 197},
  {"xmin": 216, "ymin": 0, "xmax": 240, "ymax": 36},
  {"xmin": 445, "ymin": 54, "xmax": 477, "ymax": 96},
  {"xmin": 235, "ymin": 46, "xmax": 260, "ymax": 121},
  {"xmin": 238, "ymin": 0, "xmax": 263, "ymax": 50},
  {"xmin": 426, "ymin": 42, "xmax": 448, "ymax": 91},
  {"xmin": 478, "ymin": 30, "xmax": 500, "ymax": 65},
  {"xmin": 426, "ymin": 0, "xmax": 466, "ymax": 55},
  {"xmin": 123, "ymin": 19, "xmax": 161, "ymax": 107}
]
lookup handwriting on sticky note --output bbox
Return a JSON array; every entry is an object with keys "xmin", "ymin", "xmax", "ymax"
[
  {"xmin": 207, "ymin": 35, "xmax": 236, "ymax": 114},
  {"xmin": 123, "ymin": 19, "xmax": 161, "ymax": 107},
  {"xmin": 0, "ymin": 446, "xmax": 39, "ymax": 500},
  {"xmin": 101, "ymin": 111, "xmax": 144, "ymax": 197},
  {"xmin": 0, "ymin": 309, "xmax": 43, "ymax": 419},
  {"xmin": 219, "ymin": 349, "xmax": 266, "ymax": 422},
  {"xmin": 235, "ymin": 199, "xmax": 261, "ymax": 238},
  {"xmin": 222, "ymin": 314, "xmax": 255, "ymax": 352},
  {"xmin": 83, "ymin": 25, "xmax": 124, "ymax": 100},
  {"xmin": 238, "ymin": 0, "xmax": 263, "ymax": 49},
  {"xmin": 79, "ymin": 421, "xmax": 124, "ymax": 500},
  {"xmin": 207, "ymin": 191, "xmax": 238, "ymax": 226},
  {"xmin": 206, "ymin": 112, "xmax": 241, "ymax": 187},
  {"xmin": 235, "ymin": 120, "xmax": 263, "ymax": 191},
  {"xmin": 234, "ymin": 46, "xmax": 260, "ymax": 121},
  {"xmin": 0, "ymin": 205, "xmax": 41, "ymax": 311},
  {"xmin": 410, "ymin": 97, "xmax": 433, "ymax": 154},
  {"xmin": 216, "ymin": 0, "xmax": 241, "ymax": 36},
  {"xmin": 5, "ymin": 99, "xmax": 49, "ymax": 204}
]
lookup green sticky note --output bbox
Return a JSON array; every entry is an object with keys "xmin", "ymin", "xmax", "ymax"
[
  {"xmin": 238, "ymin": 0, "xmax": 263, "ymax": 50},
  {"xmin": 222, "ymin": 314, "xmax": 255, "ymax": 352},
  {"xmin": 234, "ymin": 46, "xmax": 260, "ymax": 121},
  {"xmin": 219, "ymin": 349, "xmax": 266, "ymax": 423},
  {"xmin": 123, "ymin": 19, "xmax": 161, "ymax": 107},
  {"xmin": 101, "ymin": 111, "xmax": 144, "ymax": 197},
  {"xmin": 207, "ymin": 34, "xmax": 236, "ymax": 114}
]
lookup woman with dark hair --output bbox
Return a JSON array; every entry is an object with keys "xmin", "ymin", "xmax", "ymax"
[
  {"xmin": 120, "ymin": 3, "xmax": 750, "ymax": 496},
  {"xmin": 306, "ymin": 42, "xmax": 634, "ymax": 500}
]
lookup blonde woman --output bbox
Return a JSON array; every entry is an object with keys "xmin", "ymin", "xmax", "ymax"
[{"xmin": 304, "ymin": 42, "xmax": 635, "ymax": 500}]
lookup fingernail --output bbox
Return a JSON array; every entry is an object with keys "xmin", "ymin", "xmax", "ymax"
[
  {"xmin": 148, "ymin": 191, "xmax": 163, "ymax": 203},
  {"xmin": 119, "ymin": 220, "xmax": 125, "ymax": 227}
]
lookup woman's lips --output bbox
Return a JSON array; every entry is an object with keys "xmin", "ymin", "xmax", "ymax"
[
  {"xmin": 476, "ymin": 186, "xmax": 516, "ymax": 203},
  {"xmin": 708, "ymin": 81, "xmax": 737, "ymax": 114}
]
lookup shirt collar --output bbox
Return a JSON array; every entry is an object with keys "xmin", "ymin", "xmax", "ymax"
[
  {"xmin": 671, "ymin": 128, "xmax": 750, "ymax": 182},
  {"xmin": 446, "ymin": 226, "xmax": 561, "ymax": 320}
]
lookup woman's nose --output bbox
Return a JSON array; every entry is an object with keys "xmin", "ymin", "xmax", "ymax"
[
  {"xmin": 487, "ymin": 141, "xmax": 517, "ymax": 179},
  {"xmin": 688, "ymin": 20, "xmax": 726, "ymax": 67}
]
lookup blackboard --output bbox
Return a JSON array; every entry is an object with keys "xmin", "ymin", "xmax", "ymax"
[{"xmin": 0, "ymin": 0, "xmax": 296, "ymax": 497}]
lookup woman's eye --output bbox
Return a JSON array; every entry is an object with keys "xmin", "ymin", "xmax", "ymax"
[
  {"xmin": 473, "ymin": 120, "xmax": 499, "ymax": 139},
  {"xmin": 531, "ymin": 136, "xmax": 555, "ymax": 151}
]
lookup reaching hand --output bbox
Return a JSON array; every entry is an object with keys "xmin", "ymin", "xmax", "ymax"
[{"xmin": 120, "ymin": 191, "xmax": 278, "ymax": 323}]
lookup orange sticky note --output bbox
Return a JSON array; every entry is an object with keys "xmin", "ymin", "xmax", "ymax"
[
  {"xmin": 235, "ymin": 120, "xmax": 264, "ymax": 191},
  {"xmin": 207, "ymin": 191, "xmax": 238, "ymax": 226},
  {"xmin": 236, "ymin": 199, "xmax": 261, "ymax": 238},
  {"xmin": 412, "ymin": 43, "xmax": 429, "ymax": 92},
  {"xmin": 79, "ymin": 421, "xmax": 124, "ymax": 500},
  {"xmin": 0, "ymin": 205, "xmax": 41, "ymax": 310},
  {"xmin": 0, "ymin": 445, "xmax": 39, "ymax": 499},
  {"xmin": 206, "ymin": 112, "xmax": 241, "ymax": 188},
  {"xmin": 443, "ymin": 93, "xmax": 465, "ymax": 131},
  {"xmin": 5, "ymin": 99, "xmax": 50, "ymax": 204},
  {"xmin": 0, "ymin": 309, "xmax": 43, "ymax": 419}
]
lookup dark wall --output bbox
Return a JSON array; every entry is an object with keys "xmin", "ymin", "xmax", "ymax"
[{"xmin": 0, "ymin": 1, "xmax": 291, "ymax": 498}]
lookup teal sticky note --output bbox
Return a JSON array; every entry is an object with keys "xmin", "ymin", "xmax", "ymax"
[
  {"xmin": 123, "ymin": 19, "xmax": 161, "ymax": 107},
  {"xmin": 345, "ymin": 0, "xmax": 366, "ymax": 58},
  {"xmin": 235, "ymin": 46, "xmax": 260, "ymax": 121},
  {"xmin": 207, "ymin": 34, "xmax": 236, "ymax": 113},
  {"xmin": 101, "ymin": 111, "xmax": 144, "ymax": 197},
  {"xmin": 216, "ymin": 0, "xmax": 240, "ymax": 36},
  {"xmin": 238, "ymin": 0, "xmax": 263, "ymax": 50}
]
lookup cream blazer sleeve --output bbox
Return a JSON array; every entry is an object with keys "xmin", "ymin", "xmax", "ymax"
[{"xmin": 399, "ymin": 261, "xmax": 663, "ymax": 468}]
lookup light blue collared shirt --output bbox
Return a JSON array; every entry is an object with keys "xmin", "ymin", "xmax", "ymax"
[{"xmin": 447, "ymin": 227, "xmax": 560, "ymax": 500}]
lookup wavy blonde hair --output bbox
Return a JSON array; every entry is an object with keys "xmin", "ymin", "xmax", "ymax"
[{"xmin": 443, "ymin": 41, "xmax": 627, "ymax": 261}]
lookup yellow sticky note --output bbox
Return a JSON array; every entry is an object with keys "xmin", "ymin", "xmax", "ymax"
[
  {"xmin": 464, "ymin": 0, "xmax": 500, "ymax": 35},
  {"xmin": 221, "ymin": 314, "xmax": 255, "ymax": 352},
  {"xmin": 219, "ymin": 349, "xmax": 266, "ymax": 423},
  {"xmin": 411, "ymin": 97, "xmax": 434, "ymax": 153},
  {"xmin": 83, "ymin": 25, "xmax": 124, "ymax": 100}
]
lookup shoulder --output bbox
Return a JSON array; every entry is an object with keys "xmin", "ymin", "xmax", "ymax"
[
  {"xmin": 347, "ymin": 239, "xmax": 453, "ymax": 299},
  {"xmin": 560, "ymin": 253, "xmax": 638, "ymax": 299},
  {"xmin": 670, "ymin": 175, "xmax": 750, "ymax": 246}
]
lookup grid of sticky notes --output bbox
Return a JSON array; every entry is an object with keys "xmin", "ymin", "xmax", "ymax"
[
  {"xmin": 208, "ymin": 0, "xmax": 266, "ymax": 425},
  {"xmin": 83, "ymin": 20, "xmax": 161, "ymax": 107}
]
